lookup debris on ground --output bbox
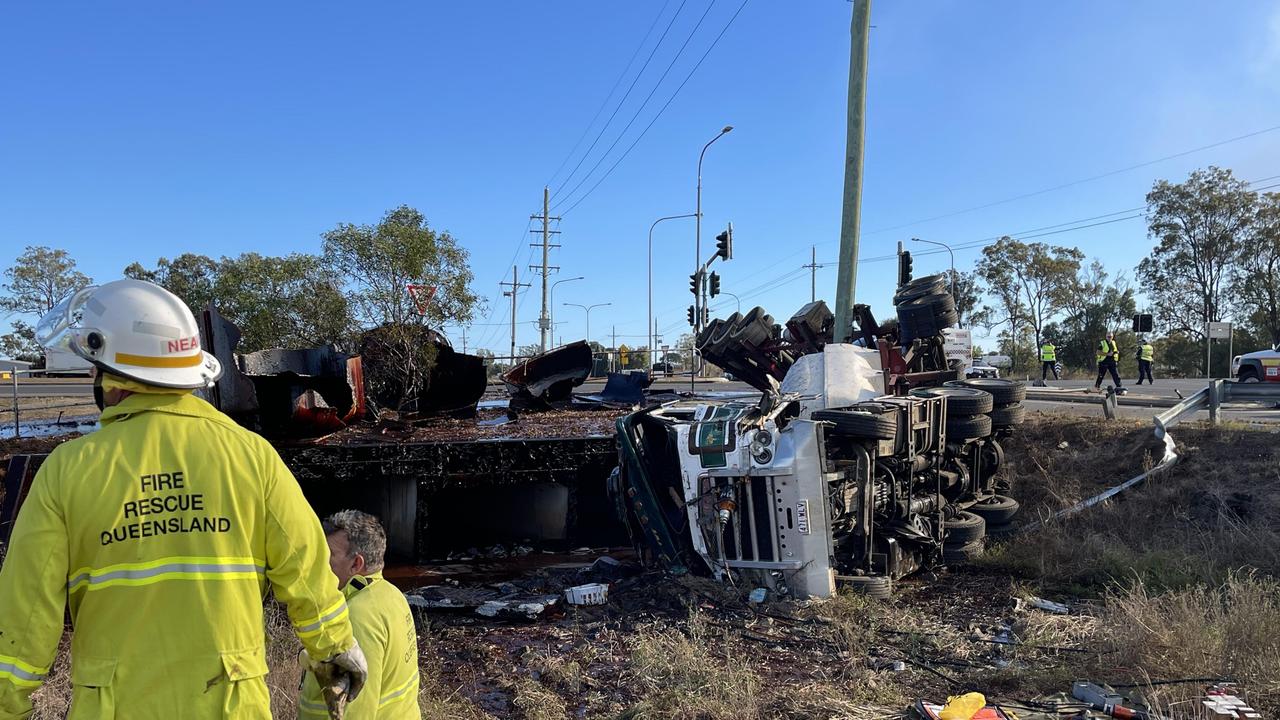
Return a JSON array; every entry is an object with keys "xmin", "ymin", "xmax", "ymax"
[{"xmin": 502, "ymin": 341, "xmax": 592, "ymax": 410}]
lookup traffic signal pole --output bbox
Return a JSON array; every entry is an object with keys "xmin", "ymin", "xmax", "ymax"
[{"xmin": 832, "ymin": 0, "xmax": 872, "ymax": 342}]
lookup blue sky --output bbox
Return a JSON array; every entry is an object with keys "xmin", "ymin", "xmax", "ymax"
[{"xmin": 3, "ymin": 1, "xmax": 1279, "ymax": 354}]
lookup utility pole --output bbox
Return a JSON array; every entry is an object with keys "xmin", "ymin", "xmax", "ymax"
[
  {"xmin": 801, "ymin": 245, "xmax": 828, "ymax": 303},
  {"xmin": 500, "ymin": 266, "xmax": 530, "ymax": 363},
  {"xmin": 833, "ymin": 0, "xmax": 872, "ymax": 342},
  {"xmin": 460, "ymin": 326, "xmax": 468, "ymax": 354},
  {"xmin": 612, "ymin": 325, "xmax": 617, "ymax": 372},
  {"xmin": 530, "ymin": 186, "xmax": 561, "ymax": 353}
]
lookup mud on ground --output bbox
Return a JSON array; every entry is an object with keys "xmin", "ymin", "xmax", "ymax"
[{"xmin": 12, "ymin": 413, "xmax": 1280, "ymax": 718}]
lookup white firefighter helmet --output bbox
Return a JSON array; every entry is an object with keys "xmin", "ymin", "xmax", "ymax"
[{"xmin": 36, "ymin": 279, "xmax": 222, "ymax": 388}]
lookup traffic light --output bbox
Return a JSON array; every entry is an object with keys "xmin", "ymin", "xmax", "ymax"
[
  {"xmin": 689, "ymin": 272, "xmax": 700, "ymax": 297},
  {"xmin": 709, "ymin": 271, "xmax": 721, "ymax": 298},
  {"xmin": 687, "ymin": 305, "xmax": 696, "ymax": 327},
  {"xmin": 897, "ymin": 250, "xmax": 913, "ymax": 286},
  {"xmin": 702, "ymin": 306, "xmax": 710, "ymax": 326},
  {"xmin": 715, "ymin": 225, "xmax": 733, "ymax": 260}
]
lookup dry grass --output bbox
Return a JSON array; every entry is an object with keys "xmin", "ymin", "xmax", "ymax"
[{"xmin": 623, "ymin": 611, "xmax": 763, "ymax": 719}]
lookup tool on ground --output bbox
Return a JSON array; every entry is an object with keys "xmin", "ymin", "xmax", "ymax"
[{"xmin": 1072, "ymin": 682, "xmax": 1160, "ymax": 720}]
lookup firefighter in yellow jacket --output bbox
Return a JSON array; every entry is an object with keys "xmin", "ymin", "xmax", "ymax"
[
  {"xmin": 0, "ymin": 279, "xmax": 367, "ymax": 719},
  {"xmin": 299, "ymin": 510, "xmax": 420, "ymax": 719}
]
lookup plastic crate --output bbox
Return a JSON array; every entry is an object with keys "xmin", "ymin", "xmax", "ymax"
[{"xmin": 564, "ymin": 583, "xmax": 609, "ymax": 606}]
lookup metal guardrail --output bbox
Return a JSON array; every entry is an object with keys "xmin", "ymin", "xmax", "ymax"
[
  {"xmin": 1028, "ymin": 379, "xmax": 1280, "ymax": 531},
  {"xmin": 1153, "ymin": 379, "xmax": 1280, "ymax": 439}
]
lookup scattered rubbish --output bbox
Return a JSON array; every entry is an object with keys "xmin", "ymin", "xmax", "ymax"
[
  {"xmin": 1020, "ymin": 596, "xmax": 1070, "ymax": 615},
  {"xmin": 502, "ymin": 341, "xmax": 593, "ymax": 409},
  {"xmin": 911, "ymin": 699, "xmax": 1013, "ymax": 720},
  {"xmin": 747, "ymin": 587, "xmax": 768, "ymax": 604},
  {"xmin": 475, "ymin": 596, "xmax": 560, "ymax": 620},
  {"xmin": 563, "ymin": 583, "xmax": 609, "ymax": 606},
  {"xmin": 938, "ymin": 692, "xmax": 986, "ymax": 720},
  {"xmin": 1057, "ymin": 441, "xmax": 1070, "ymax": 449},
  {"xmin": 867, "ymin": 658, "xmax": 906, "ymax": 672},
  {"xmin": 1204, "ymin": 684, "xmax": 1260, "ymax": 719}
]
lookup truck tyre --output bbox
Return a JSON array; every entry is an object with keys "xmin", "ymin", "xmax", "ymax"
[
  {"xmin": 1238, "ymin": 367, "xmax": 1260, "ymax": 383},
  {"xmin": 893, "ymin": 277, "xmax": 947, "ymax": 305},
  {"xmin": 943, "ymin": 510, "xmax": 986, "ymax": 543},
  {"xmin": 969, "ymin": 494, "xmax": 1020, "ymax": 525},
  {"xmin": 910, "ymin": 386, "xmax": 994, "ymax": 415},
  {"xmin": 946, "ymin": 413, "xmax": 992, "ymax": 440},
  {"xmin": 955, "ymin": 378, "xmax": 1027, "ymax": 405},
  {"xmin": 841, "ymin": 574, "xmax": 893, "ymax": 600},
  {"xmin": 989, "ymin": 403, "xmax": 1026, "ymax": 428},
  {"xmin": 943, "ymin": 540, "xmax": 985, "ymax": 565},
  {"xmin": 813, "ymin": 408, "xmax": 897, "ymax": 442}
]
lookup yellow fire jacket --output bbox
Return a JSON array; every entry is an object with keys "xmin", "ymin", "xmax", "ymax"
[
  {"xmin": 298, "ymin": 572, "xmax": 420, "ymax": 719},
  {"xmin": 0, "ymin": 391, "xmax": 355, "ymax": 719}
]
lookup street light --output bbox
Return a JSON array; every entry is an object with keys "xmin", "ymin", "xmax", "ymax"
[
  {"xmin": 649, "ymin": 214, "xmax": 697, "ymax": 369},
  {"xmin": 695, "ymin": 125, "xmax": 733, "ymax": 389},
  {"xmin": 695, "ymin": 125, "xmax": 733, "ymax": 331},
  {"xmin": 549, "ymin": 276, "xmax": 584, "ymax": 347},
  {"xmin": 911, "ymin": 237, "xmax": 957, "ymax": 324},
  {"xmin": 562, "ymin": 302, "xmax": 611, "ymax": 347},
  {"xmin": 717, "ymin": 291, "xmax": 741, "ymax": 314}
]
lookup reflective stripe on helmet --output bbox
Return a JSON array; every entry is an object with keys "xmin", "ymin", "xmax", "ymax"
[{"xmin": 114, "ymin": 351, "xmax": 204, "ymax": 368}]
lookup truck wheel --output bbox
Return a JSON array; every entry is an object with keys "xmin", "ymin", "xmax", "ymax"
[
  {"xmin": 943, "ymin": 510, "xmax": 986, "ymax": 543},
  {"xmin": 970, "ymin": 494, "xmax": 1020, "ymax": 525},
  {"xmin": 943, "ymin": 540, "xmax": 985, "ymax": 565},
  {"xmin": 989, "ymin": 403, "xmax": 1026, "ymax": 428},
  {"xmin": 1239, "ymin": 367, "xmax": 1260, "ymax": 383},
  {"xmin": 955, "ymin": 378, "xmax": 1027, "ymax": 405},
  {"xmin": 910, "ymin": 386, "xmax": 994, "ymax": 414},
  {"xmin": 813, "ymin": 407, "xmax": 897, "ymax": 441},
  {"xmin": 840, "ymin": 574, "xmax": 893, "ymax": 600},
  {"xmin": 946, "ymin": 413, "xmax": 992, "ymax": 440}
]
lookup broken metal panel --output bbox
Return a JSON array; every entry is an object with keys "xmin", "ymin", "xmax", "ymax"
[
  {"xmin": 502, "ymin": 341, "xmax": 592, "ymax": 407},
  {"xmin": 198, "ymin": 305, "xmax": 258, "ymax": 416},
  {"xmin": 419, "ymin": 344, "xmax": 487, "ymax": 416},
  {"xmin": 576, "ymin": 371, "xmax": 651, "ymax": 407},
  {"xmin": 197, "ymin": 306, "xmax": 366, "ymax": 437}
]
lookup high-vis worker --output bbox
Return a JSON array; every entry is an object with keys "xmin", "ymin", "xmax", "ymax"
[
  {"xmin": 1094, "ymin": 331, "xmax": 1123, "ymax": 391},
  {"xmin": 1039, "ymin": 340, "xmax": 1059, "ymax": 381},
  {"xmin": 1136, "ymin": 338, "xmax": 1155, "ymax": 385},
  {"xmin": 299, "ymin": 511, "xmax": 420, "ymax": 719},
  {"xmin": 0, "ymin": 279, "xmax": 366, "ymax": 719}
]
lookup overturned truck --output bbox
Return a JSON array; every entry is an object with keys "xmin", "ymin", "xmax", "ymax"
[{"xmin": 613, "ymin": 274, "xmax": 1026, "ymax": 598}]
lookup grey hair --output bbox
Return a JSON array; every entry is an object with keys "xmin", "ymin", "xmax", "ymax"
[{"xmin": 323, "ymin": 509, "xmax": 387, "ymax": 573}]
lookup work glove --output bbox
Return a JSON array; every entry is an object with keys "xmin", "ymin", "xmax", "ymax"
[{"xmin": 302, "ymin": 642, "xmax": 368, "ymax": 718}]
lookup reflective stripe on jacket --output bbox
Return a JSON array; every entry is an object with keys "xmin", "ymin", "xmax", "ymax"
[
  {"xmin": 1040, "ymin": 344, "xmax": 1056, "ymax": 362},
  {"xmin": 299, "ymin": 572, "xmax": 420, "ymax": 719},
  {"xmin": 0, "ymin": 392, "xmax": 354, "ymax": 719}
]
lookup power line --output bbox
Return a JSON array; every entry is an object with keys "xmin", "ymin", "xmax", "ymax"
[
  {"xmin": 544, "ymin": 0, "xmax": 674, "ymax": 190},
  {"xmin": 558, "ymin": 0, "xmax": 752, "ymax": 216},
  {"xmin": 552, "ymin": 0, "xmax": 720, "ymax": 210},
  {"xmin": 859, "ymin": 123, "xmax": 1280, "ymax": 237},
  {"xmin": 550, "ymin": 0, "xmax": 690, "ymax": 201}
]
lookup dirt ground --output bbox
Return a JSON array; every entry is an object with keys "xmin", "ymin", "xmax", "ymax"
[{"xmin": 7, "ymin": 412, "xmax": 1279, "ymax": 718}]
